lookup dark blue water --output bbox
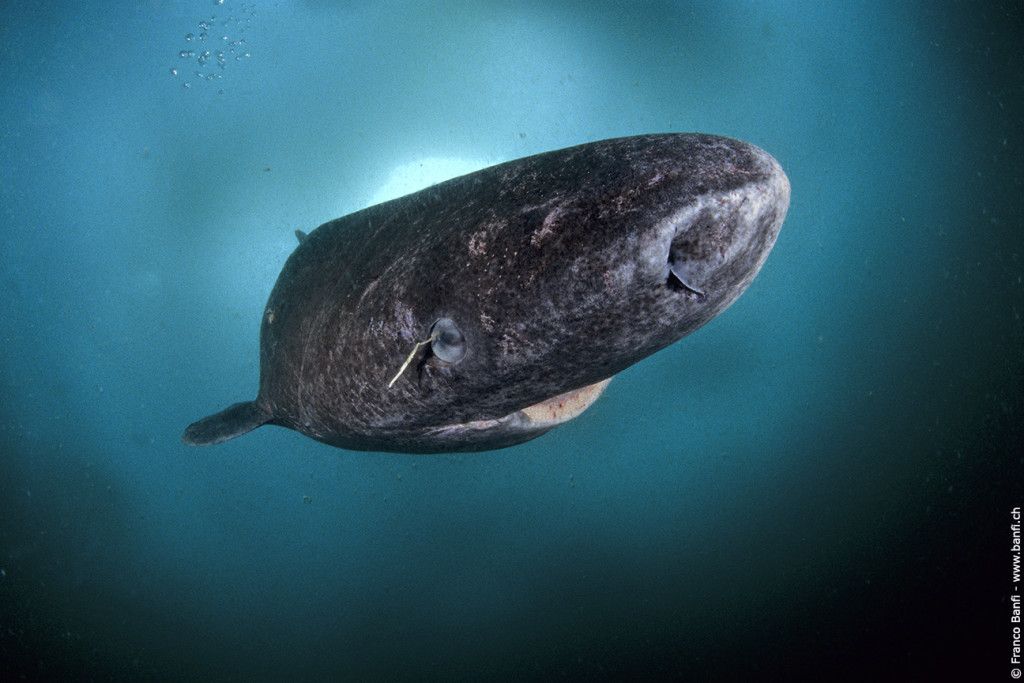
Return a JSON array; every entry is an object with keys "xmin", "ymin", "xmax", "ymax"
[{"xmin": 1, "ymin": 2, "xmax": 1021, "ymax": 680}]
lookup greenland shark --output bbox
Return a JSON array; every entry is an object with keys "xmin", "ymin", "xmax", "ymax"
[{"xmin": 183, "ymin": 133, "xmax": 790, "ymax": 453}]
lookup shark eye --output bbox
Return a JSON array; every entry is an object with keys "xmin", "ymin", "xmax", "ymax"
[{"xmin": 430, "ymin": 318, "xmax": 466, "ymax": 364}]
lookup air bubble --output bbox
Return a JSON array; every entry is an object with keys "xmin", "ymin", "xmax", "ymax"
[{"xmin": 173, "ymin": 3, "xmax": 254, "ymax": 89}]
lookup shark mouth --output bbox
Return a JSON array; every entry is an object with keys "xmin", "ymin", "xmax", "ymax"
[{"xmin": 427, "ymin": 377, "xmax": 614, "ymax": 438}]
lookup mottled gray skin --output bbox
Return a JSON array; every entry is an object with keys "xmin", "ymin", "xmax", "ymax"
[{"xmin": 184, "ymin": 133, "xmax": 790, "ymax": 453}]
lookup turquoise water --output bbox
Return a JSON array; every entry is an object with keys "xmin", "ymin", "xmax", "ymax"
[{"xmin": 1, "ymin": 1, "xmax": 1021, "ymax": 679}]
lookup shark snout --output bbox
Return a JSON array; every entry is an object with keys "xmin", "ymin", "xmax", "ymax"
[{"xmin": 661, "ymin": 155, "xmax": 789, "ymax": 304}]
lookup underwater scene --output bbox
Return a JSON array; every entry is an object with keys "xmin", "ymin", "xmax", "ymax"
[{"xmin": 1, "ymin": 1, "xmax": 1021, "ymax": 680}]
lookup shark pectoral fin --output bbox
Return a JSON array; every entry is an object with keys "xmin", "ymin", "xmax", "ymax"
[
  {"xmin": 182, "ymin": 400, "xmax": 270, "ymax": 446},
  {"xmin": 294, "ymin": 229, "xmax": 308, "ymax": 243}
]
